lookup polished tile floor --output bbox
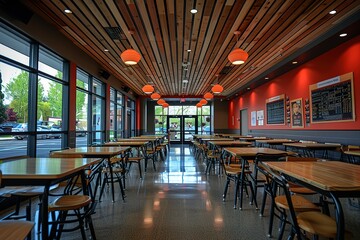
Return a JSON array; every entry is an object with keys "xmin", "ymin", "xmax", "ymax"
[{"xmin": 6, "ymin": 144, "xmax": 359, "ymax": 239}]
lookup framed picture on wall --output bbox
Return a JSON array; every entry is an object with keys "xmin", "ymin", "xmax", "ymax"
[{"xmin": 290, "ymin": 98, "xmax": 304, "ymax": 128}]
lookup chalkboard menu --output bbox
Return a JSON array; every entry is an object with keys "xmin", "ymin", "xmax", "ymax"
[
  {"xmin": 310, "ymin": 72, "xmax": 354, "ymax": 123},
  {"xmin": 266, "ymin": 94, "xmax": 285, "ymax": 125}
]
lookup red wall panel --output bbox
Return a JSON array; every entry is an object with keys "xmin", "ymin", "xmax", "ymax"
[{"xmin": 229, "ymin": 35, "xmax": 360, "ymax": 130}]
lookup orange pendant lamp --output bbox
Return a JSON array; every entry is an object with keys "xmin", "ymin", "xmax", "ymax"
[
  {"xmin": 228, "ymin": 31, "xmax": 248, "ymax": 65},
  {"xmin": 151, "ymin": 92, "xmax": 161, "ymax": 100},
  {"xmin": 157, "ymin": 99, "xmax": 166, "ymax": 105},
  {"xmin": 211, "ymin": 84, "xmax": 223, "ymax": 94},
  {"xmin": 162, "ymin": 103, "xmax": 169, "ymax": 108},
  {"xmin": 228, "ymin": 48, "xmax": 248, "ymax": 65},
  {"xmin": 204, "ymin": 92, "xmax": 213, "ymax": 100},
  {"xmin": 121, "ymin": 49, "xmax": 141, "ymax": 65},
  {"xmin": 142, "ymin": 85, "xmax": 154, "ymax": 94},
  {"xmin": 196, "ymin": 103, "xmax": 203, "ymax": 108},
  {"xmin": 199, "ymin": 99, "xmax": 208, "ymax": 105}
]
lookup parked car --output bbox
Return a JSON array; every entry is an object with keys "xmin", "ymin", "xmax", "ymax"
[
  {"xmin": 12, "ymin": 123, "xmax": 28, "ymax": 140},
  {"xmin": 48, "ymin": 126, "xmax": 61, "ymax": 139},
  {"xmin": 76, "ymin": 126, "xmax": 86, "ymax": 137},
  {"xmin": 12, "ymin": 123, "xmax": 47, "ymax": 140},
  {"xmin": 0, "ymin": 122, "xmax": 19, "ymax": 132}
]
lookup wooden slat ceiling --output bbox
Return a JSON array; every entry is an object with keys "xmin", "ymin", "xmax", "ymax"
[{"xmin": 24, "ymin": 0, "xmax": 360, "ymax": 97}]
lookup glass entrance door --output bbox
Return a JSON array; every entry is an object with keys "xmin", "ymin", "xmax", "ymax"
[
  {"xmin": 168, "ymin": 117, "xmax": 181, "ymax": 143},
  {"xmin": 183, "ymin": 116, "xmax": 196, "ymax": 142},
  {"xmin": 168, "ymin": 116, "xmax": 197, "ymax": 143}
]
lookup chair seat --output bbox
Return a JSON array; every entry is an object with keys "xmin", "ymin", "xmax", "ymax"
[
  {"xmin": 275, "ymin": 195, "xmax": 319, "ymax": 212},
  {"xmin": 289, "ymin": 185, "xmax": 316, "ymax": 195},
  {"xmin": 49, "ymin": 195, "xmax": 92, "ymax": 211},
  {"xmin": 225, "ymin": 166, "xmax": 251, "ymax": 175},
  {"xmin": 297, "ymin": 211, "xmax": 352, "ymax": 239},
  {"xmin": 102, "ymin": 167, "xmax": 125, "ymax": 174},
  {"xmin": 128, "ymin": 157, "xmax": 142, "ymax": 162},
  {"xmin": 0, "ymin": 220, "xmax": 34, "ymax": 240}
]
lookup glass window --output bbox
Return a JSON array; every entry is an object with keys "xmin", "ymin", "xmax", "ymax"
[
  {"xmin": 1, "ymin": 64, "xmax": 29, "ymax": 124},
  {"xmin": 0, "ymin": 24, "xmax": 30, "ymax": 66},
  {"xmin": 76, "ymin": 87, "xmax": 88, "ymax": 147},
  {"xmin": 116, "ymin": 106, "xmax": 123, "ymax": 138},
  {"xmin": 117, "ymin": 92, "xmax": 123, "ymax": 105},
  {"xmin": 110, "ymin": 88, "xmax": 115, "ymax": 102},
  {"xmin": 202, "ymin": 106, "xmax": 210, "ymax": 115},
  {"xmin": 37, "ymin": 75, "xmax": 63, "ymax": 129},
  {"xmin": 38, "ymin": 46, "xmax": 65, "ymax": 79},
  {"xmin": 76, "ymin": 69, "xmax": 89, "ymax": 90},
  {"xmin": 169, "ymin": 106, "xmax": 182, "ymax": 115},
  {"xmin": 92, "ymin": 78, "xmax": 104, "ymax": 96},
  {"xmin": 92, "ymin": 95, "xmax": 103, "ymax": 131},
  {"xmin": 110, "ymin": 101, "xmax": 115, "ymax": 140},
  {"xmin": 183, "ymin": 106, "xmax": 196, "ymax": 115}
]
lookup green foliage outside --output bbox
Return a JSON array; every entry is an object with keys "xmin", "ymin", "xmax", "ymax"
[{"xmin": 3, "ymin": 70, "xmax": 86, "ymax": 124}]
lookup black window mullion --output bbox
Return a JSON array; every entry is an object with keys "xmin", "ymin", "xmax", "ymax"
[{"xmin": 28, "ymin": 43, "xmax": 39, "ymax": 157}]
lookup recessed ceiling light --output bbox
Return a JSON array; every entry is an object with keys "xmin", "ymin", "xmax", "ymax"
[
  {"xmin": 104, "ymin": 49, "xmax": 109, "ymax": 52},
  {"xmin": 64, "ymin": 9, "xmax": 72, "ymax": 14},
  {"xmin": 265, "ymin": 77, "xmax": 269, "ymax": 80},
  {"xmin": 187, "ymin": 49, "xmax": 191, "ymax": 52},
  {"xmin": 190, "ymin": 9, "xmax": 198, "ymax": 14},
  {"xmin": 247, "ymin": 87, "xmax": 250, "ymax": 90},
  {"xmin": 339, "ymin": 33, "xmax": 347, "ymax": 37},
  {"xmin": 329, "ymin": 10, "xmax": 336, "ymax": 15},
  {"xmin": 183, "ymin": 79, "xmax": 189, "ymax": 83},
  {"xmin": 292, "ymin": 61, "xmax": 298, "ymax": 64}
]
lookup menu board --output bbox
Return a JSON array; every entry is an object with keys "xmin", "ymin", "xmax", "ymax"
[
  {"xmin": 310, "ymin": 72, "xmax": 354, "ymax": 123},
  {"xmin": 266, "ymin": 94, "xmax": 285, "ymax": 125}
]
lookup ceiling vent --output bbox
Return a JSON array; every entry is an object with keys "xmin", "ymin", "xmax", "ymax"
[
  {"xmin": 105, "ymin": 27, "xmax": 126, "ymax": 40},
  {"xmin": 219, "ymin": 66, "xmax": 233, "ymax": 75}
]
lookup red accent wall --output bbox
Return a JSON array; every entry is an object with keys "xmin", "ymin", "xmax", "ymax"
[{"xmin": 228, "ymin": 35, "xmax": 360, "ymax": 130}]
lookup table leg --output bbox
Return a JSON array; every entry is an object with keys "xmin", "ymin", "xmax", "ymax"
[
  {"xmin": 41, "ymin": 184, "xmax": 50, "ymax": 240},
  {"xmin": 108, "ymin": 158, "xmax": 115, "ymax": 202},
  {"xmin": 330, "ymin": 192, "xmax": 344, "ymax": 240}
]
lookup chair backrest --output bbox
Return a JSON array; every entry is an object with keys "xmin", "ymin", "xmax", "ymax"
[{"xmin": 257, "ymin": 161, "xmax": 302, "ymax": 236}]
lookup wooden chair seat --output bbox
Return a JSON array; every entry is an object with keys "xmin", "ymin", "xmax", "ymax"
[
  {"xmin": 224, "ymin": 166, "xmax": 252, "ymax": 175},
  {"xmin": 297, "ymin": 211, "xmax": 352, "ymax": 239},
  {"xmin": 275, "ymin": 195, "xmax": 319, "ymax": 212},
  {"xmin": 0, "ymin": 220, "xmax": 34, "ymax": 240},
  {"xmin": 128, "ymin": 157, "xmax": 142, "ymax": 162},
  {"xmin": 102, "ymin": 167, "xmax": 125, "ymax": 174},
  {"xmin": 289, "ymin": 184, "xmax": 316, "ymax": 195},
  {"xmin": 49, "ymin": 195, "xmax": 92, "ymax": 212}
]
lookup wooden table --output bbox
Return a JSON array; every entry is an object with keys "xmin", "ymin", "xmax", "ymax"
[
  {"xmin": 256, "ymin": 139, "xmax": 296, "ymax": 148},
  {"xmin": 238, "ymin": 136, "xmax": 268, "ymax": 142},
  {"xmin": 283, "ymin": 142, "xmax": 340, "ymax": 157},
  {"xmin": 208, "ymin": 141, "xmax": 251, "ymax": 149},
  {"xmin": 199, "ymin": 137, "xmax": 231, "ymax": 144},
  {"xmin": 56, "ymin": 146, "xmax": 130, "ymax": 202},
  {"xmin": 103, "ymin": 141, "xmax": 148, "ymax": 147},
  {"xmin": 223, "ymin": 147, "xmax": 288, "ymax": 158},
  {"xmin": 266, "ymin": 161, "xmax": 360, "ymax": 240},
  {"xmin": 0, "ymin": 157, "xmax": 101, "ymax": 240}
]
